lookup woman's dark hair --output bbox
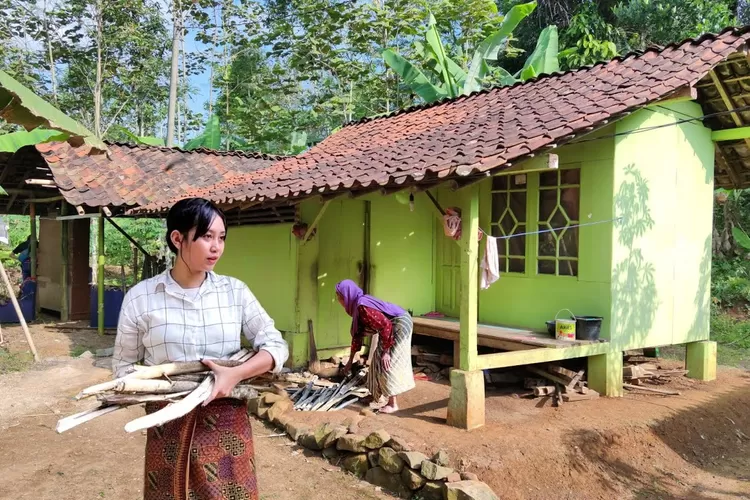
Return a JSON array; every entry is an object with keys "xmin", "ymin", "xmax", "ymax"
[{"xmin": 166, "ymin": 197, "xmax": 227, "ymax": 254}]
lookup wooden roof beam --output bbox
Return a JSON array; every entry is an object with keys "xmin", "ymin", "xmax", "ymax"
[
  {"xmin": 714, "ymin": 144, "xmax": 742, "ymax": 189},
  {"xmin": 709, "ymin": 70, "xmax": 750, "ymax": 157}
]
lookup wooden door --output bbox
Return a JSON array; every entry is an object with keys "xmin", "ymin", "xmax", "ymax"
[{"xmin": 316, "ymin": 199, "xmax": 366, "ymax": 351}]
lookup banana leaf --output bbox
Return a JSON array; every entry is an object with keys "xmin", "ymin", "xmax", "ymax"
[
  {"xmin": 383, "ymin": 49, "xmax": 449, "ymax": 103},
  {"xmin": 0, "ymin": 127, "xmax": 68, "ymax": 153},
  {"xmin": 0, "ymin": 70, "xmax": 105, "ymax": 151},
  {"xmin": 113, "ymin": 126, "xmax": 165, "ymax": 147},
  {"xmin": 183, "ymin": 115, "xmax": 222, "ymax": 151},
  {"xmin": 463, "ymin": 1, "xmax": 537, "ymax": 94},
  {"xmin": 425, "ymin": 13, "xmax": 458, "ymax": 97},
  {"xmin": 519, "ymin": 26, "xmax": 560, "ymax": 81}
]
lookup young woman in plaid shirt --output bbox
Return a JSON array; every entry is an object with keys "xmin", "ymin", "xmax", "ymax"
[{"xmin": 113, "ymin": 197, "xmax": 288, "ymax": 500}]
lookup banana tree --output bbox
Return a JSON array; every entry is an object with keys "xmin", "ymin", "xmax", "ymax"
[
  {"xmin": 0, "ymin": 70, "xmax": 105, "ymax": 152},
  {"xmin": 383, "ymin": 2, "xmax": 562, "ymax": 103}
]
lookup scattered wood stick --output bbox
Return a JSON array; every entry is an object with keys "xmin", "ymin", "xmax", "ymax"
[
  {"xmin": 623, "ymin": 383, "xmax": 680, "ymax": 395},
  {"xmin": 56, "ymin": 405, "xmax": 125, "ymax": 433},
  {"xmin": 527, "ymin": 366, "xmax": 570, "ymax": 386}
]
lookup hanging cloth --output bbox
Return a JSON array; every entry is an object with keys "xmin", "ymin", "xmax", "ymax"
[{"xmin": 480, "ymin": 235, "xmax": 500, "ymax": 289}]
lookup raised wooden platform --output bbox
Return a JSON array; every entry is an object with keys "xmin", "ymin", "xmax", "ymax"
[{"xmin": 412, "ymin": 316, "xmax": 596, "ymax": 352}]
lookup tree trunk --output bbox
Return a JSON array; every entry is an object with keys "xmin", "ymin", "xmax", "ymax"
[
  {"xmin": 166, "ymin": 0, "xmax": 181, "ymax": 147},
  {"xmin": 44, "ymin": 0, "xmax": 58, "ymax": 103},
  {"xmin": 94, "ymin": 0, "xmax": 103, "ymax": 138}
]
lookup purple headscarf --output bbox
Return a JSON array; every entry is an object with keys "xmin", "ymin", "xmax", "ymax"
[{"xmin": 335, "ymin": 279, "xmax": 406, "ymax": 335}]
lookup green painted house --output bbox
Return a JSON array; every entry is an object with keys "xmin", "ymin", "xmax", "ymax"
[{"xmin": 135, "ymin": 28, "xmax": 750, "ymax": 428}]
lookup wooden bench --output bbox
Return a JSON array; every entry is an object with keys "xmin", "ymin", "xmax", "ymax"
[{"xmin": 412, "ymin": 316, "xmax": 597, "ymax": 367}]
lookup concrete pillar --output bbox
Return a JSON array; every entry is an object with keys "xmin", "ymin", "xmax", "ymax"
[
  {"xmin": 685, "ymin": 340, "xmax": 717, "ymax": 381},
  {"xmin": 447, "ymin": 369, "xmax": 485, "ymax": 430},
  {"xmin": 587, "ymin": 349, "xmax": 623, "ymax": 397}
]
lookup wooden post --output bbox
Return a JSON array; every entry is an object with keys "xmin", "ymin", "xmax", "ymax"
[
  {"xmin": 458, "ymin": 184, "xmax": 479, "ymax": 371},
  {"xmin": 132, "ymin": 246, "xmax": 138, "ymax": 284},
  {"xmin": 447, "ymin": 183, "xmax": 484, "ymax": 429},
  {"xmin": 97, "ymin": 211, "xmax": 105, "ymax": 335},
  {"xmin": 60, "ymin": 202, "xmax": 69, "ymax": 322},
  {"xmin": 685, "ymin": 341, "xmax": 717, "ymax": 381},
  {"xmin": 29, "ymin": 203, "xmax": 38, "ymax": 315}
]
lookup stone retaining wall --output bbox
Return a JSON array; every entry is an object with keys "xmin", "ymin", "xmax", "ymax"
[{"xmin": 250, "ymin": 392, "xmax": 498, "ymax": 500}]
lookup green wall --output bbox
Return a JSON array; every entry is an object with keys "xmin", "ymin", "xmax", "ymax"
[
  {"xmin": 369, "ymin": 193, "xmax": 436, "ymax": 316},
  {"xmin": 611, "ymin": 101, "xmax": 713, "ymax": 350},
  {"xmin": 215, "ymin": 223, "xmax": 298, "ymax": 333},
  {"xmin": 470, "ymin": 128, "xmax": 616, "ymax": 335}
]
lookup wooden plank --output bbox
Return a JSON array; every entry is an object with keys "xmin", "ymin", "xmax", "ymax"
[
  {"xmin": 413, "ymin": 323, "xmax": 535, "ymax": 351},
  {"xmin": 413, "ymin": 316, "xmax": 594, "ymax": 349},
  {"xmin": 547, "ymin": 365, "xmax": 579, "ymax": 380},
  {"xmin": 476, "ymin": 343, "xmax": 611, "ymax": 370},
  {"xmin": 527, "ymin": 366, "xmax": 571, "ymax": 386},
  {"xmin": 709, "ymin": 69, "xmax": 750, "ymax": 189},
  {"xmin": 566, "ymin": 369, "xmax": 585, "ymax": 391}
]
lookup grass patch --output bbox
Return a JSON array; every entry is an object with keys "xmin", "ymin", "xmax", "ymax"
[
  {"xmin": 69, "ymin": 345, "xmax": 93, "ymax": 358},
  {"xmin": 0, "ymin": 349, "xmax": 33, "ymax": 374}
]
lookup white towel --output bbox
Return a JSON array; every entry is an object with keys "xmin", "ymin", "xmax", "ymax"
[{"xmin": 480, "ymin": 235, "xmax": 500, "ymax": 289}]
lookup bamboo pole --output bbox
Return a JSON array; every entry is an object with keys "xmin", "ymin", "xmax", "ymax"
[
  {"xmin": 0, "ymin": 259, "xmax": 39, "ymax": 361},
  {"xmin": 60, "ymin": 202, "xmax": 69, "ymax": 322},
  {"xmin": 29, "ymin": 203, "xmax": 37, "ymax": 316},
  {"xmin": 97, "ymin": 211, "xmax": 104, "ymax": 335}
]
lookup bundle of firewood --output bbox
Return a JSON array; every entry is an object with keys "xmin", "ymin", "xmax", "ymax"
[
  {"xmin": 622, "ymin": 362, "xmax": 686, "ymax": 395},
  {"xmin": 56, "ymin": 348, "xmax": 261, "ymax": 434},
  {"xmin": 287, "ymin": 369, "xmax": 369, "ymax": 411},
  {"xmin": 525, "ymin": 364, "xmax": 598, "ymax": 405}
]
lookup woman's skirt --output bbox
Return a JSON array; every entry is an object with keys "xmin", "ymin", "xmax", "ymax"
[
  {"xmin": 368, "ymin": 314, "xmax": 415, "ymax": 400},
  {"xmin": 143, "ymin": 398, "xmax": 258, "ymax": 500}
]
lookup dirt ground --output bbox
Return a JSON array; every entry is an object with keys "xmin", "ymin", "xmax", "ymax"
[
  {"xmin": 0, "ymin": 325, "xmax": 389, "ymax": 500},
  {"xmin": 1, "ymin": 323, "xmax": 750, "ymax": 499}
]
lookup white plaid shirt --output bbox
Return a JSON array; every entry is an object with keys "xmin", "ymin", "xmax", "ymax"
[{"xmin": 112, "ymin": 270, "xmax": 288, "ymax": 378}]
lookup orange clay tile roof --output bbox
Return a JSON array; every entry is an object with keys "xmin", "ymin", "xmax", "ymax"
[
  {"xmin": 125, "ymin": 26, "xmax": 749, "ymax": 213},
  {"xmin": 35, "ymin": 141, "xmax": 282, "ymax": 208}
]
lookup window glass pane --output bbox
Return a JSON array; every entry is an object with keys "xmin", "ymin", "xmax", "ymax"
[
  {"xmin": 498, "ymin": 256, "xmax": 508, "ymax": 273},
  {"xmin": 492, "ymin": 176, "xmax": 508, "ymax": 191},
  {"xmin": 539, "ymin": 189, "xmax": 557, "ymax": 221},
  {"xmin": 538, "ymin": 259, "xmax": 556, "ymax": 274},
  {"xmin": 508, "ymin": 230, "xmax": 525, "ymax": 257},
  {"xmin": 509, "ymin": 258, "xmax": 525, "ymax": 273},
  {"xmin": 540, "ymin": 171, "xmax": 558, "ymax": 187},
  {"xmin": 561, "ymin": 188, "xmax": 580, "ymax": 221},
  {"xmin": 500, "ymin": 209, "xmax": 515, "ymax": 236},
  {"xmin": 559, "ymin": 261, "xmax": 578, "ymax": 276},
  {"xmin": 561, "ymin": 168, "xmax": 580, "ymax": 185},
  {"xmin": 560, "ymin": 227, "xmax": 578, "ymax": 258},
  {"xmin": 491, "ymin": 192, "xmax": 507, "ymax": 225},
  {"xmin": 538, "ymin": 229, "xmax": 556, "ymax": 257},
  {"xmin": 509, "ymin": 191, "xmax": 526, "ymax": 223}
]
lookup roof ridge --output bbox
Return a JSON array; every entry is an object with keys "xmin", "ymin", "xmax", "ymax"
[
  {"xmin": 106, "ymin": 141, "xmax": 288, "ymax": 160},
  {"xmin": 343, "ymin": 24, "xmax": 750, "ymax": 128}
]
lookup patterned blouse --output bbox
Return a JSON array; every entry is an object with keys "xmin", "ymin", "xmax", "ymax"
[{"xmin": 350, "ymin": 305, "xmax": 395, "ymax": 356}]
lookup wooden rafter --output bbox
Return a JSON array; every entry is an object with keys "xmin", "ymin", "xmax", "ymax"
[
  {"xmin": 709, "ymin": 70, "xmax": 750, "ymax": 188},
  {"xmin": 715, "ymin": 143, "xmax": 742, "ymax": 188}
]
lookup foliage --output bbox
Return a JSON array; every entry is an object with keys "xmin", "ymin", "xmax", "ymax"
[
  {"xmin": 558, "ymin": 2, "xmax": 620, "ymax": 70},
  {"xmin": 103, "ymin": 218, "xmax": 163, "ymax": 270},
  {"xmin": 0, "ymin": 127, "xmax": 68, "ymax": 153},
  {"xmin": 613, "ymin": 0, "xmax": 736, "ymax": 51},
  {"xmin": 382, "ymin": 2, "xmax": 538, "ymax": 102}
]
